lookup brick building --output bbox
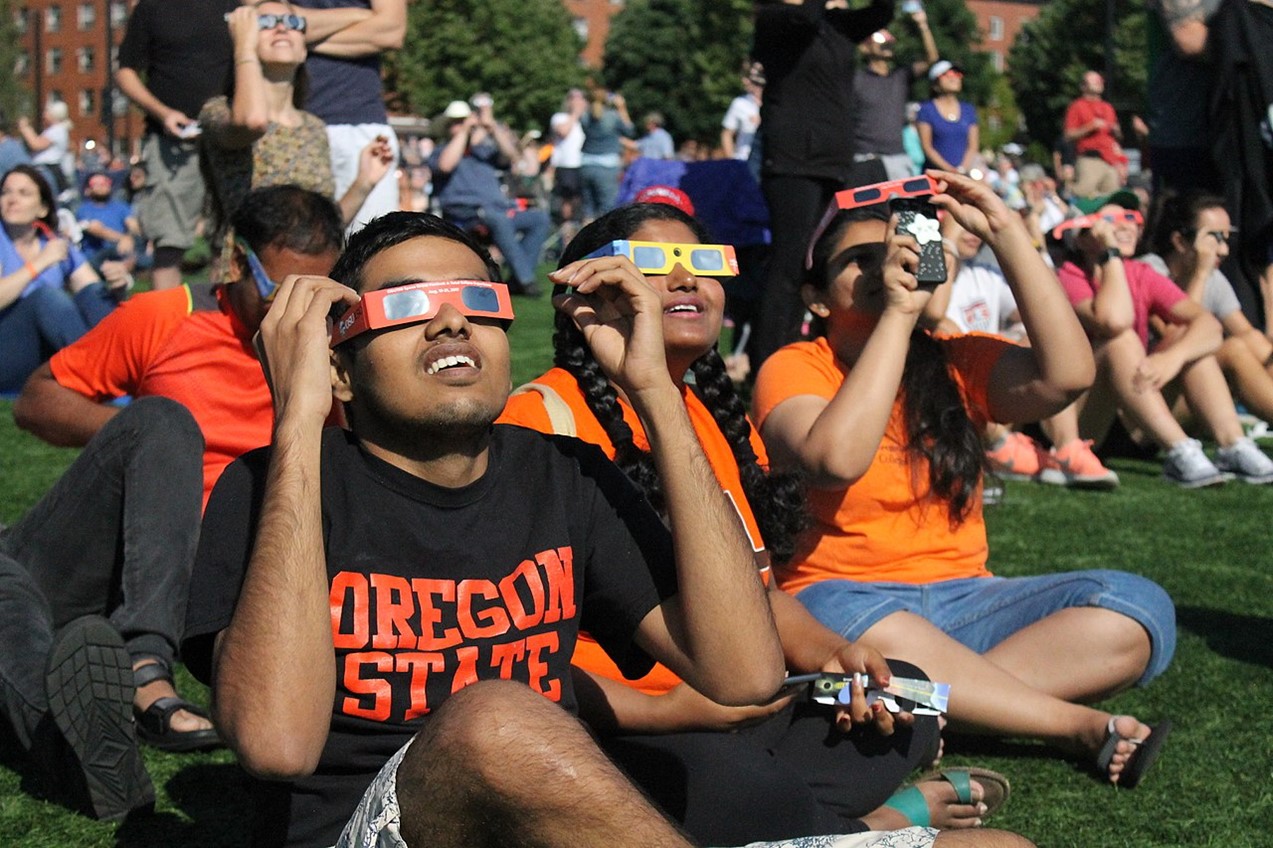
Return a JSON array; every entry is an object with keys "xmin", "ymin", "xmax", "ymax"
[
  {"xmin": 561, "ymin": 0, "xmax": 624, "ymax": 68},
  {"xmin": 15, "ymin": 1, "xmax": 135, "ymax": 159},
  {"xmin": 965, "ymin": 0, "xmax": 1044, "ymax": 72}
]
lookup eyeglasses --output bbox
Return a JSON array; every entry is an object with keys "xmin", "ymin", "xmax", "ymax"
[
  {"xmin": 257, "ymin": 13, "xmax": 307, "ymax": 32},
  {"xmin": 237, "ymin": 239, "xmax": 281, "ymax": 302},
  {"xmin": 1184, "ymin": 229, "xmax": 1235, "ymax": 245},
  {"xmin": 330, "ymin": 280, "xmax": 514, "ymax": 346},
  {"xmin": 805, "ymin": 176, "xmax": 938, "ymax": 269},
  {"xmin": 940, "ymin": 69, "xmax": 964, "ymax": 79},
  {"xmin": 584, "ymin": 241, "xmax": 739, "ymax": 276},
  {"xmin": 1049, "ymin": 210, "xmax": 1143, "ymax": 240}
]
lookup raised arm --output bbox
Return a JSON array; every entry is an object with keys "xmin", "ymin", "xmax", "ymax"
[
  {"xmin": 549, "ymin": 256, "xmax": 784, "ymax": 705},
  {"xmin": 306, "ymin": 0, "xmax": 405, "ymax": 58},
  {"xmin": 1070, "ymin": 221, "xmax": 1136, "ymax": 340},
  {"xmin": 210, "ymin": 274, "xmax": 359, "ymax": 779},
  {"xmin": 928, "ymin": 170, "xmax": 1093, "ymax": 422}
]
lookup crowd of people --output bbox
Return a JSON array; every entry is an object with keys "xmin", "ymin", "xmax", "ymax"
[{"xmin": 3, "ymin": 0, "xmax": 1272, "ymax": 846}]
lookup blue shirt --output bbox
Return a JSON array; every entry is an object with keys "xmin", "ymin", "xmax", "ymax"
[
  {"xmin": 0, "ymin": 225, "xmax": 88, "ymax": 298},
  {"xmin": 917, "ymin": 100, "xmax": 978, "ymax": 170},
  {"xmin": 637, "ymin": 127, "xmax": 675, "ymax": 160},
  {"xmin": 428, "ymin": 139, "xmax": 513, "ymax": 214},
  {"xmin": 77, "ymin": 198, "xmax": 135, "ymax": 254}
]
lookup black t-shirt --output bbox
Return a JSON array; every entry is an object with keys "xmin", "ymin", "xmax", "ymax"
[
  {"xmin": 184, "ymin": 425, "xmax": 678, "ymax": 847},
  {"xmin": 753, "ymin": 0, "xmax": 893, "ymax": 180},
  {"xmin": 117, "ymin": 0, "xmax": 237, "ymax": 136}
]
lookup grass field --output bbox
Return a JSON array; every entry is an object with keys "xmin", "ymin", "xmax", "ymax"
[{"xmin": 2, "ymin": 291, "xmax": 1271, "ymax": 846}]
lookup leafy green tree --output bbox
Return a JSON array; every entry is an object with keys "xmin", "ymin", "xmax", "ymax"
[
  {"xmin": 602, "ymin": 0, "xmax": 753, "ymax": 148},
  {"xmin": 1008, "ymin": 0, "xmax": 1147, "ymax": 151},
  {"xmin": 0, "ymin": 0, "xmax": 30, "ymax": 122},
  {"xmin": 392, "ymin": 0, "xmax": 586, "ymax": 133},
  {"xmin": 890, "ymin": 0, "xmax": 995, "ymax": 105}
]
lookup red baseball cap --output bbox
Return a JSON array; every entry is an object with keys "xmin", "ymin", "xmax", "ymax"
[{"xmin": 634, "ymin": 185, "xmax": 695, "ymax": 217}]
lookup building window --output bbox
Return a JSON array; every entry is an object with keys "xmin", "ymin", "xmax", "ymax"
[
  {"xmin": 47, "ymin": 47, "xmax": 62, "ymax": 75},
  {"xmin": 572, "ymin": 16, "xmax": 588, "ymax": 42},
  {"xmin": 78, "ymin": 2, "xmax": 95, "ymax": 29},
  {"xmin": 80, "ymin": 88, "xmax": 96, "ymax": 118},
  {"xmin": 15, "ymin": 53, "xmax": 29, "ymax": 76},
  {"xmin": 15, "ymin": 7, "xmax": 28, "ymax": 35},
  {"xmin": 992, "ymin": 51, "xmax": 1004, "ymax": 72},
  {"xmin": 78, "ymin": 46, "xmax": 95, "ymax": 73},
  {"xmin": 45, "ymin": 4, "xmax": 61, "ymax": 33},
  {"xmin": 988, "ymin": 16, "xmax": 1004, "ymax": 42},
  {"xmin": 110, "ymin": 1, "xmax": 127, "ymax": 27}
]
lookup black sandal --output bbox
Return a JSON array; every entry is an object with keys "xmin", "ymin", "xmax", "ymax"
[{"xmin": 133, "ymin": 661, "xmax": 222, "ymax": 753}]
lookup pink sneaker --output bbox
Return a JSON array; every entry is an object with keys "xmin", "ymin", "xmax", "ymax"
[
  {"xmin": 1052, "ymin": 439, "xmax": 1120, "ymax": 490},
  {"xmin": 986, "ymin": 432, "xmax": 1063, "ymax": 484}
]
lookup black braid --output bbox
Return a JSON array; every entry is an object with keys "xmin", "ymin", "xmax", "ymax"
[
  {"xmin": 553, "ymin": 310, "xmax": 665, "ymax": 514},
  {"xmin": 689, "ymin": 349, "xmax": 808, "ymax": 564}
]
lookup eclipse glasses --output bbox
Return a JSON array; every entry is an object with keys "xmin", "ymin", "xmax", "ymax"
[
  {"xmin": 1050, "ymin": 210, "xmax": 1143, "ymax": 240},
  {"xmin": 584, "ymin": 241, "xmax": 739, "ymax": 276},
  {"xmin": 255, "ymin": 13, "xmax": 307, "ymax": 32},
  {"xmin": 806, "ymin": 176, "xmax": 938, "ymax": 269},
  {"xmin": 331, "ymin": 281, "xmax": 514, "ymax": 346}
]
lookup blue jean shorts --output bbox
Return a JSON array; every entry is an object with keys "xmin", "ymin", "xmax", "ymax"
[{"xmin": 794, "ymin": 570, "xmax": 1175, "ymax": 686}]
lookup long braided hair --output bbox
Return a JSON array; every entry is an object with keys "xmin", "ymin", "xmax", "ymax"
[
  {"xmin": 806, "ymin": 205, "xmax": 984, "ymax": 526},
  {"xmin": 552, "ymin": 203, "xmax": 808, "ymax": 563}
]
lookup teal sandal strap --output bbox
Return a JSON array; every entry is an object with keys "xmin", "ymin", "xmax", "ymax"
[
  {"xmin": 941, "ymin": 768, "xmax": 973, "ymax": 804},
  {"xmin": 882, "ymin": 785, "xmax": 930, "ymax": 828}
]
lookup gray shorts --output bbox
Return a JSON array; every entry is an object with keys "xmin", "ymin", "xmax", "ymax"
[
  {"xmin": 332, "ymin": 738, "xmax": 937, "ymax": 848},
  {"xmin": 134, "ymin": 132, "xmax": 205, "ymax": 251}
]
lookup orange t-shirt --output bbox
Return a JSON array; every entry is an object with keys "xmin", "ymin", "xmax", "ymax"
[
  {"xmin": 49, "ymin": 285, "xmax": 274, "ymax": 510},
  {"xmin": 753, "ymin": 335, "xmax": 1010, "ymax": 594},
  {"xmin": 499, "ymin": 366, "xmax": 769, "ymax": 695}
]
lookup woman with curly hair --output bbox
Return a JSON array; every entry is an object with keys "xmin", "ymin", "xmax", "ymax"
[{"xmin": 499, "ymin": 201, "xmax": 1003, "ymax": 845}]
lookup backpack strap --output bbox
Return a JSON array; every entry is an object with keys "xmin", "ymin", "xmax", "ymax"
[{"xmin": 510, "ymin": 382, "xmax": 577, "ymax": 437}]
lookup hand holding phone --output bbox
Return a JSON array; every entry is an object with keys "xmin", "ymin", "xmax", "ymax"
[{"xmin": 890, "ymin": 196, "xmax": 947, "ymax": 286}]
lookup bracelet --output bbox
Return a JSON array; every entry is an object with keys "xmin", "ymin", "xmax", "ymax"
[
  {"xmin": 1097, "ymin": 246, "xmax": 1122, "ymax": 265},
  {"xmin": 24, "ymin": 261, "xmax": 38, "ymax": 278},
  {"xmin": 235, "ymin": 57, "xmax": 260, "ymax": 66}
]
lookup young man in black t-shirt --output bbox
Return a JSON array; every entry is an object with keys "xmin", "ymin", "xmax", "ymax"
[{"xmin": 180, "ymin": 212, "xmax": 787, "ymax": 847}]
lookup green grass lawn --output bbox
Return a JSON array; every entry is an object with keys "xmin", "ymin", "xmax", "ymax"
[{"xmin": 2, "ymin": 291, "xmax": 1272, "ymax": 845}]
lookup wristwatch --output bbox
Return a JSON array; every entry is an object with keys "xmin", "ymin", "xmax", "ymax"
[{"xmin": 1098, "ymin": 246, "xmax": 1122, "ymax": 265}]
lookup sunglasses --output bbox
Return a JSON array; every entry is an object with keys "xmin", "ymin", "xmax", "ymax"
[
  {"xmin": 805, "ymin": 176, "xmax": 938, "ymax": 269},
  {"xmin": 584, "ymin": 241, "xmax": 739, "ymax": 276},
  {"xmin": 257, "ymin": 13, "xmax": 307, "ymax": 32},
  {"xmin": 1049, "ymin": 210, "xmax": 1143, "ymax": 240},
  {"xmin": 330, "ymin": 280, "xmax": 514, "ymax": 346},
  {"xmin": 237, "ymin": 239, "xmax": 281, "ymax": 302}
]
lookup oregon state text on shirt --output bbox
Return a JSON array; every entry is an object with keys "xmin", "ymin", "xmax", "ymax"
[{"xmin": 329, "ymin": 546, "xmax": 577, "ymax": 721}]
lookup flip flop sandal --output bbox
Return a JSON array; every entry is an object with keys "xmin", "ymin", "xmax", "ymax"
[
  {"xmin": 1096, "ymin": 716, "xmax": 1171, "ymax": 789},
  {"xmin": 882, "ymin": 767, "xmax": 1011, "ymax": 827},
  {"xmin": 133, "ymin": 661, "xmax": 222, "ymax": 753}
]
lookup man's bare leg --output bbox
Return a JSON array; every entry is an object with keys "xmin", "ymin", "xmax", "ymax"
[{"xmin": 396, "ymin": 680, "xmax": 691, "ymax": 848}]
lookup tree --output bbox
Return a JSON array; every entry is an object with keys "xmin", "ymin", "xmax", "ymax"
[
  {"xmin": 0, "ymin": 0, "xmax": 29, "ymax": 123},
  {"xmin": 602, "ymin": 0, "xmax": 753, "ymax": 148},
  {"xmin": 1008, "ymin": 0, "xmax": 1147, "ymax": 153},
  {"xmin": 890, "ymin": 0, "xmax": 995, "ymax": 106},
  {"xmin": 391, "ymin": 0, "xmax": 586, "ymax": 133}
]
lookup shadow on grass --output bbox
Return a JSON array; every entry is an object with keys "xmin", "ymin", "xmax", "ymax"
[
  {"xmin": 1176, "ymin": 605, "xmax": 1273, "ymax": 668},
  {"xmin": 115, "ymin": 763, "xmax": 254, "ymax": 847}
]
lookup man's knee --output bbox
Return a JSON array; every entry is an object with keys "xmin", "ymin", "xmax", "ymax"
[{"xmin": 116, "ymin": 397, "xmax": 203, "ymax": 450}]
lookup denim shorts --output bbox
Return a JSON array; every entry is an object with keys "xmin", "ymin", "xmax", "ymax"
[{"xmin": 794, "ymin": 570, "xmax": 1176, "ymax": 686}]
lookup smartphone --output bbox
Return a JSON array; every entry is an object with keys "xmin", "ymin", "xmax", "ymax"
[{"xmin": 890, "ymin": 196, "xmax": 947, "ymax": 287}]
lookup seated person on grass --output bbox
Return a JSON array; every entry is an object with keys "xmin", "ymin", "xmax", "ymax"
[
  {"xmin": 501, "ymin": 201, "xmax": 1010, "ymax": 841},
  {"xmin": 1141, "ymin": 189, "xmax": 1273, "ymax": 432},
  {"xmin": 2, "ymin": 186, "xmax": 343, "ymax": 822},
  {"xmin": 753, "ymin": 172, "xmax": 1174, "ymax": 792},
  {"xmin": 180, "ymin": 211, "xmax": 1033, "ymax": 848},
  {"xmin": 76, "ymin": 171, "xmax": 144, "ymax": 274},
  {"xmin": 925, "ymin": 214, "xmax": 1119, "ymax": 489},
  {"xmin": 1052, "ymin": 191, "xmax": 1273, "ymax": 487}
]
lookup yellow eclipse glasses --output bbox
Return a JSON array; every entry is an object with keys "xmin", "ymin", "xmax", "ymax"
[
  {"xmin": 584, "ymin": 241, "xmax": 739, "ymax": 276},
  {"xmin": 330, "ymin": 280, "xmax": 514, "ymax": 346}
]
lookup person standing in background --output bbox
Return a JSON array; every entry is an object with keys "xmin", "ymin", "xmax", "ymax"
[
  {"xmin": 116, "ymin": 0, "xmax": 237, "ymax": 291},
  {"xmin": 851, "ymin": 4, "xmax": 939, "ymax": 180},
  {"xmin": 296, "ymin": 0, "xmax": 407, "ymax": 231},
  {"xmin": 1062, "ymin": 72, "xmax": 1126, "ymax": 199}
]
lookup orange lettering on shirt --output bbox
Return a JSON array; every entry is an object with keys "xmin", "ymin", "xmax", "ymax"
[
  {"xmin": 536, "ymin": 546, "xmax": 576, "ymax": 622},
  {"xmin": 500, "ymin": 558, "xmax": 546, "ymax": 629},
  {"xmin": 331, "ymin": 572, "xmax": 370, "ymax": 650},
  {"xmin": 412, "ymin": 577, "xmax": 461, "ymax": 651},
  {"xmin": 341, "ymin": 651, "xmax": 393, "ymax": 720},
  {"xmin": 456, "ymin": 579, "xmax": 510, "ymax": 639},
  {"xmin": 371, "ymin": 573, "xmax": 417, "ymax": 650},
  {"xmin": 524, "ymin": 631, "xmax": 561, "ymax": 700},
  {"xmin": 396, "ymin": 651, "xmax": 446, "ymax": 720}
]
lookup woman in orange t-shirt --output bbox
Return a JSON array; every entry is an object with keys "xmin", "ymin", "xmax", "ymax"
[
  {"xmin": 754, "ymin": 171, "xmax": 1174, "ymax": 788},
  {"xmin": 499, "ymin": 201, "xmax": 992, "ymax": 844}
]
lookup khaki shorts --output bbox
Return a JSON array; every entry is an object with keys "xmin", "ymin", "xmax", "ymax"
[
  {"xmin": 333, "ymin": 737, "xmax": 938, "ymax": 848},
  {"xmin": 134, "ymin": 132, "xmax": 205, "ymax": 251}
]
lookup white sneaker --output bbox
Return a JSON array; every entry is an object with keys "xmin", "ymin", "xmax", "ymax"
[
  {"xmin": 1215, "ymin": 437, "xmax": 1273, "ymax": 484},
  {"xmin": 1162, "ymin": 439, "xmax": 1230, "ymax": 488}
]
